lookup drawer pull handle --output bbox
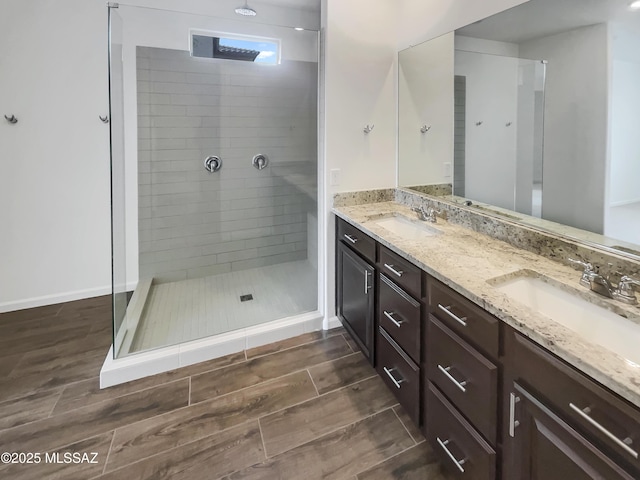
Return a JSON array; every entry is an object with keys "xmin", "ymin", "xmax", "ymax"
[
  {"xmin": 383, "ymin": 311, "xmax": 404, "ymax": 328},
  {"xmin": 437, "ymin": 438, "xmax": 466, "ymax": 473},
  {"xmin": 438, "ymin": 365, "xmax": 467, "ymax": 393},
  {"xmin": 343, "ymin": 234, "xmax": 358, "ymax": 244},
  {"xmin": 569, "ymin": 403, "xmax": 639, "ymax": 459},
  {"xmin": 509, "ymin": 393, "xmax": 521, "ymax": 438},
  {"xmin": 363, "ymin": 270, "xmax": 372, "ymax": 294},
  {"xmin": 438, "ymin": 304, "xmax": 467, "ymax": 327},
  {"xmin": 383, "ymin": 263, "xmax": 404, "ymax": 277},
  {"xmin": 383, "ymin": 366, "xmax": 405, "ymax": 389}
]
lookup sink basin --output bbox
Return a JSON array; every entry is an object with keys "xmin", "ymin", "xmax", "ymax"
[
  {"xmin": 489, "ymin": 271, "xmax": 640, "ymax": 365},
  {"xmin": 373, "ymin": 215, "xmax": 442, "ymax": 240}
]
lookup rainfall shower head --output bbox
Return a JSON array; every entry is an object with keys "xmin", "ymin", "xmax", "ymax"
[{"xmin": 235, "ymin": 1, "xmax": 257, "ymax": 16}]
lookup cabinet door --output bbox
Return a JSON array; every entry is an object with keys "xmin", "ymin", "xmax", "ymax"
[
  {"xmin": 337, "ymin": 242, "xmax": 375, "ymax": 361},
  {"xmin": 505, "ymin": 382, "xmax": 635, "ymax": 480}
]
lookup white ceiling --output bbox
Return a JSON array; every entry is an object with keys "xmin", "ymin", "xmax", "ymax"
[{"xmin": 457, "ymin": 0, "xmax": 640, "ymax": 43}]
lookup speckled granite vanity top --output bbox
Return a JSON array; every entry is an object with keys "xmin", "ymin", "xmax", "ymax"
[{"xmin": 333, "ymin": 201, "xmax": 640, "ymax": 408}]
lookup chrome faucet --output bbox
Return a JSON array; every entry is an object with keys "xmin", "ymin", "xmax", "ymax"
[
  {"xmin": 569, "ymin": 259, "xmax": 640, "ymax": 305},
  {"xmin": 412, "ymin": 206, "xmax": 440, "ymax": 223}
]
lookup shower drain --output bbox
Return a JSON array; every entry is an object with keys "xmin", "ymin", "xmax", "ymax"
[{"xmin": 240, "ymin": 294, "xmax": 254, "ymax": 302}]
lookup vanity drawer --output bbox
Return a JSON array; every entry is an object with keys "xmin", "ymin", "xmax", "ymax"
[
  {"xmin": 427, "ymin": 382, "xmax": 496, "ymax": 480},
  {"xmin": 337, "ymin": 217, "xmax": 376, "ymax": 263},
  {"xmin": 506, "ymin": 328, "xmax": 640, "ymax": 474},
  {"xmin": 378, "ymin": 274, "xmax": 421, "ymax": 363},
  {"xmin": 379, "ymin": 245, "xmax": 421, "ymax": 298},
  {"xmin": 429, "ymin": 278, "xmax": 499, "ymax": 359},
  {"xmin": 428, "ymin": 317, "xmax": 498, "ymax": 445},
  {"xmin": 377, "ymin": 326, "xmax": 420, "ymax": 424}
]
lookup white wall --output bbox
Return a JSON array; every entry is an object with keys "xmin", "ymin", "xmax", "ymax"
[
  {"xmin": 608, "ymin": 24, "xmax": 640, "ymax": 207},
  {"xmin": 0, "ymin": 0, "xmax": 111, "ymax": 312},
  {"xmin": 398, "ymin": 32, "xmax": 455, "ymax": 187},
  {"xmin": 520, "ymin": 23, "xmax": 609, "ymax": 234},
  {"xmin": 321, "ymin": 0, "xmax": 398, "ymax": 322},
  {"xmin": 455, "ymin": 39, "xmax": 520, "ymax": 210}
]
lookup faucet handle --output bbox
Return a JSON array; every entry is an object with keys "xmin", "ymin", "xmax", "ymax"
[
  {"xmin": 568, "ymin": 258, "xmax": 594, "ymax": 289},
  {"xmin": 620, "ymin": 276, "xmax": 640, "ymax": 289},
  {"xmin": 615, "ymin": 276, "xmax": 640, "ymax": 305},
  {"xmin": 568, "ymin": 258, "xmax": 593, "ymax": 272}
]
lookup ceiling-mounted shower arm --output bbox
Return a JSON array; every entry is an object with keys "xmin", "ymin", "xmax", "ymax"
[{"xmin": 235, "ymin": 1, "xmax": 257, "ymax": 16}]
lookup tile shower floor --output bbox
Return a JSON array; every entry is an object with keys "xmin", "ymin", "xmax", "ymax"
[
  {"xmin": 0, "ymin": 296, "xmax": 451, "ymax": 479},
  {"xmin": 131, "ymin": 260, "xmax": 318, "ymax": 353}
]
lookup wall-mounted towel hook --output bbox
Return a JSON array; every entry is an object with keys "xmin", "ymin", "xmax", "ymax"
[
  {"xmin": 99, "ymin": 115, "xmax": 109, "ymax": 124},
  {"xmin": 420, "ymin": 125, "xmax": 431, "ymax": 134},
  {"xmin": 4, "ymin": 114, "xmax": 18, "ymax": 124},
  {"xmin": 475, "ymin": 121, "xmax": 483, "ymax": 127},
  {"xmin": 505, "ymin": 121, "xmax": 512, "ymax": 127},
  {"xmin": 363, "ymin": 124, "xmax": 374, "ymax": 134}
]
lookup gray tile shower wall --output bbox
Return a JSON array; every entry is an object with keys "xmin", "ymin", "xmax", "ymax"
[{"xmin": 137, "ymin": 47, "xmax": 318, "ymax": 283}]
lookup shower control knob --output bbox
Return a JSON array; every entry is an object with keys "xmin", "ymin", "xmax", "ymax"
[
  {"xmin": 204, "ymin": 156, "xmax": 222, "ymax": 173},
  {"xmin": 252, "ymin": 154, "xmax": 269, "ymax": 170}
]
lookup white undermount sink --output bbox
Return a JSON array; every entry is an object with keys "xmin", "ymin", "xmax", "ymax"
[
  {"xmin": 373, "ymin": 215, "xmax": 442, "ymax": 240},
  {"xmin": 490, "ymin": 271, "xmax": 640, "ymax": 365}
]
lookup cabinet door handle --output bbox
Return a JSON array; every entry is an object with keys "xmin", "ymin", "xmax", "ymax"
[
  {"xmin": 343, "ymin": 234, "xmax": 358, "ymax": 244},
  {"xmin": 364, "ymin": 270, "xmax": 372, "ymax": 294},
  {"xmin": 437, "ymin": 365, "xmax": 467, "ymax": 393},
  {"xmin": 437, "ymin": 304, "xmax": 467, "ymax": 327},
  {"xmin": 436, "ymin": 438, "xmax": 466, "ymax": 473},
  {"xmin": 569, "ymin": 403, "xmax": 639, "ymax": 459},
  {"xmin": 383, "ymin": 310, "xmax": 404, "ymax": 328},
  {"xmin": 509, "ymin": 393, "xmax": 521, "ymax": 438},
  {"xmin": 383, "ymin": 366, "xmax": 405, "ymax": 389},
  {"xmin": 383, "ymin": 263, "xmax": 404, "ymax": 277}
]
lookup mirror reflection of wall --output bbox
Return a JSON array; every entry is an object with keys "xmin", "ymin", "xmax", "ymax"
[
  {"xmin": 398, "ymin": 0, "xmax": 640, "ymax": 253},
  {"xmin": 453, "ymin": 37, "xmax": 545, "ymax": 217}
]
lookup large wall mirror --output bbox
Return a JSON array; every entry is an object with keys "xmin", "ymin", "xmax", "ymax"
[{"xmin": 398, "ymin": 0, "xmax": 640, "ymax": 258}]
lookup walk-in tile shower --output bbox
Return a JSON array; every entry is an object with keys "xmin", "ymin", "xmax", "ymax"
[{"xmin": 108, "ymin": 4, "xmax": 319, "ymax": 358}]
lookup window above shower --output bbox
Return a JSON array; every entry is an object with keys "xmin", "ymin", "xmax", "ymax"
[{"xmin": 191, "ymin": 31, "xmax": 281, "ymax": 65}]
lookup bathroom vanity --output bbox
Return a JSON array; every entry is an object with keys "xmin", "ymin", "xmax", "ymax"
[{"xmin": 334, "ymin": 201, "xmax": 640, "ymax": 480}]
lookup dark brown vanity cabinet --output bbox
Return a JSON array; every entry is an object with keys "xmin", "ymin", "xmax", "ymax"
[
  {"xmin": 502, "ymin": 327, "xmax": 640, "ymax": 480},
  {"xmin": 336, "ymin": 220, "xmax": 376, "ymax": 362},
  {"xmin": 334, "ymin": 214, "xmax": 640, "ymax": 480},
  {"xmin": 504, "ymin": 382, "xmax": 635, "ymax": 480},
  {"xmin": 376, "ymin": 245, "xmax": 425, "ymax": 425},
  {"xmin": 425, "ymin": 277, "xmax": 500, "ymax": 479}
]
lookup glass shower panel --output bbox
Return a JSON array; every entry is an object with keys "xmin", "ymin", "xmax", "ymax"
[
  {"xmin": 109, "ymin": 5, "xmax": 128, "ymax": 357},
  {"xmin": 110, "ymin": 5, "xmax": 319, "ymax": 357}
]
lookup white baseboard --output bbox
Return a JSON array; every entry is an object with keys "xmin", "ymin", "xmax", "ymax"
[
  {"xmin": 326, "ymin": 316, "xmax": 342, "ymax": 330},
  {"xmin": 610, "ymin": 198, "xmax": 640, "ymax": 207},
  {"xmin": 101, "ymin": 311, "xmax": 325, "ymax": 388},
  {"xmin": 0, "ymin": 285, "xmax": 112, "ymax": 314}
]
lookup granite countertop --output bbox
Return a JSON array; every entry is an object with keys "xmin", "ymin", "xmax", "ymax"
[{"xmin": 333, "ymin": 201, "xmax": 640, "ymax": 408}]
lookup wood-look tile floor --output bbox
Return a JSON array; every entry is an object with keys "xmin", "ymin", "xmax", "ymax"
[{"xmin": 0, "ymin": 295, "xmax": 451, "ymax": 480}]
